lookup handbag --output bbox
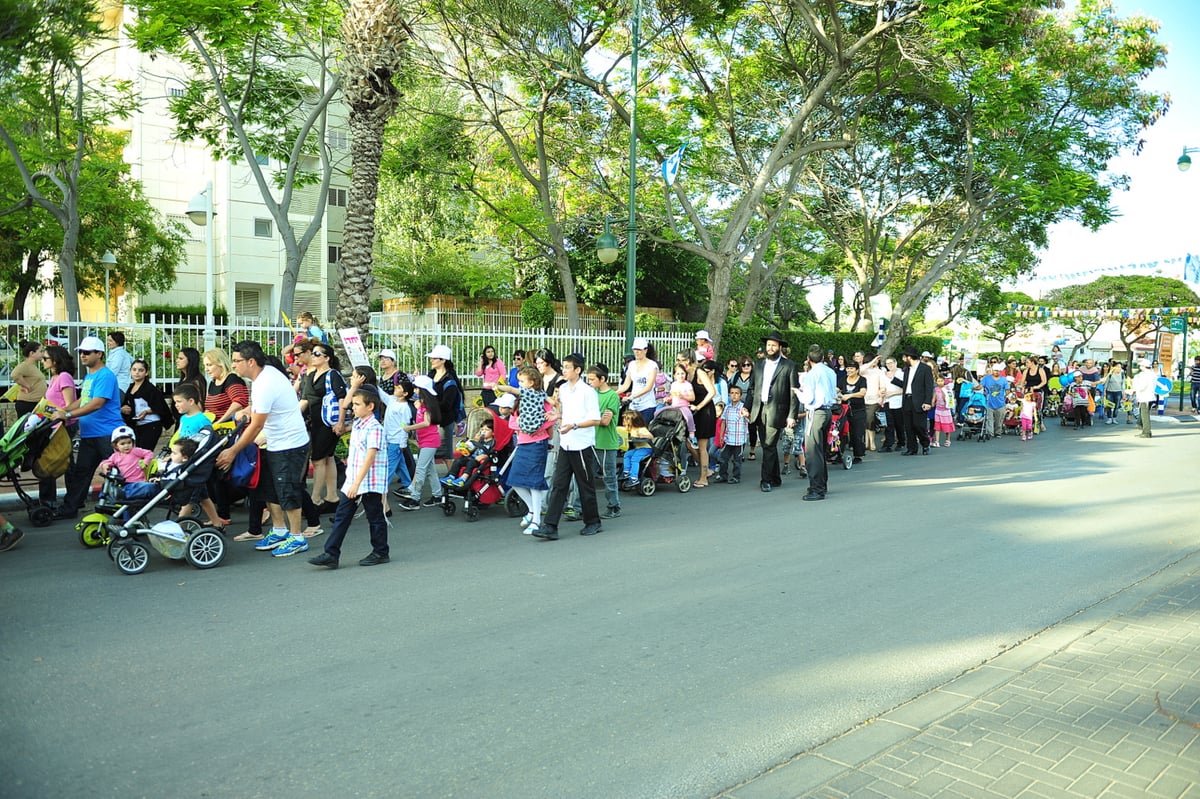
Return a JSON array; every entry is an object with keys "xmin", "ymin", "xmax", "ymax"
[
  {"xmin": 228, "ymin": 443, "xmax": 261, "ymax": 489},
  {"xmin": 320, "ymin": 371, "xmax": 346, "ymax": 427}
]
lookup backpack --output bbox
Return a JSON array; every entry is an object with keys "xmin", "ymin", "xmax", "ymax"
[
  {"xmin": 32, "ymin": 424, "xmax": 71, "ymax": 479},
  {"xmin": 227, "ymin": 443, "xmax": 261, "ymax": 489},
  {"xmin": 441, "ymin": 378, "xmax": 467, "ymax": 423},
  {"xmin": 320, "ymin": 370, "xmax": 347, "ymax": 427}
]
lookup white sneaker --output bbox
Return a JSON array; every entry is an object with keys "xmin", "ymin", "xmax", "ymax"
[{"xmin": 520, "ymin": 513, "xmax": 533, "ymax": 528}]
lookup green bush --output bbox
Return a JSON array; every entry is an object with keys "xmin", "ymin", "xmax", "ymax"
[
  {"xmin": 634, "ymin": 312, "xmax": 665, "ymax": 333},
  {"xmin": 135, "ymin": 303, "xmax": 228, "ymax": 321},
  {"xmin": 521, "ymin": 293, "xmax": 555, "ymax": 329},
  {"xmin": 716, "ymin": 323, "xmax": 942, "ymax": 362}
]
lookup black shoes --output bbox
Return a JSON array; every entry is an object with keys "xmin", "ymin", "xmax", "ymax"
[
  {"xmin": 922, "ymin": 448, "xmax": 930, "ymax": 455},
  {"xmin": 359, "ymin": 552, "xmax": 390, "ymax": 566},
  {"xmin": 760, "ymin": 482, "xmax": 772, "ymax": 493},
  {"xmin": 397, "ymin": 499, "xmax": 420, "ymax": 511},
  {"xmin": 308, "ymin": 552, "xmax": 339, "ymax": 569},
  {"xmin": 797, "ymin": 467, "xmax": 808, "ymax": 478},
  {"xmin": 802, "ymin": 492, "xmax": 825, "ymax": 501},
  {"xmin": 852, "ymin": 457, "xmax": 863, "ymax": 464},
  {"xmin": 601, "ymin": 506, "xmax": 621, "ymax": 519},
  {"xmin": 318, "ymin": 501, "xmax": 340, "ymax": 515},
  {"xmin": 53, "ymin": 507, "xmax": 77, "ymax": 520},
  {"xmin": 880, "ymin": 446, "xmax": 893, "ymax": 453},
  {"xmin": 901, "ymin": 450, "xmax": 916, "ymax": 456},
  {"xmin": 580, "ymin": 523, "xmax": 602, "ymax": 536},
  {"xmin": 532, "ymin": 525, "xmax": 559, "ymax": 540}
]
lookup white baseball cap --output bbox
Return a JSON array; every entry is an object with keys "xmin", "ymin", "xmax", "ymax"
[
  {"xmin": 696, "ymin": 330, "xmax": 711, "ymax": 341},
  {"xmin": 426, "ymin": 344, "xmax": 452, "ymax": 361},
  {"xmin": 494, "ymin": 393, "xmax": 516, "ymax": 409},
  {"xmin": 378, "ymin": 349, "xmax": 397, "ymax": 362},
  {"xmin": 413, "ymin": 374, "xmax": 437, "ymax": 395},
  {"xmin": 77, "ymin": 335, "xmax": 106, "ymax": 352},
  {"xmin": 921, "ymin": 351, "xmax": 933, "ymax": 358},
  {"xmin": 631, "ymin": 337, "xmax": 649, "ymax": 350},
  {"xmin": 111, "ymin": 425, "xmax": 136, "ymax": 442}
]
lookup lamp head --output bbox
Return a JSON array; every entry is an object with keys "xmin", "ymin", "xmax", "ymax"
[
  {"xmin": 1179, "ymin": 151, "xmax": 1193, "ymax": 172},
  {"xmin": 186, "ymin": 189, "xmax": 215, "ymax": 226},
  {"xmin": 595, "ymin": 218, "xmax": 620, "ymax": 264},
  {"xmin": 100, "ymin": 251, "xmax": 117, "ymax": 265}
]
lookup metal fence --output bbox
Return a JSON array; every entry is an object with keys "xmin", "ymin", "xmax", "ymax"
[{"xmin": 0, "ymin": 317, "xmax": 695, "ymax": 388}]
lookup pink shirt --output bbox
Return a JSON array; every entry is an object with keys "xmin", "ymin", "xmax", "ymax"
[
  {"xmin": 413, "ymin": 404, "xmax": 442, "ymax": 449},
  {"xmin": 474, "ymin": 359, "xmax": 507, "ymax": 387},
  {"xmin": 513, "ymin": 399, "xmax": 556, "ymax": 445},
  {"xmin": 100, "ymin": 447, "xmax": 156, "ymax": 482},
  {"xmin": 45, "ymin": 371, "xmax": 77, "ymax": 428}
]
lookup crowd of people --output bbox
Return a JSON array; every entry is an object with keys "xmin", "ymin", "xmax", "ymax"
[{"xmin": 0, "ymin": 323, "xmax": 1176, "ymax": 558}]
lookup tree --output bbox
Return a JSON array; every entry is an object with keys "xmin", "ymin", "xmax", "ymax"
[
  {"xmin": 0, "ymin": 0, "xmax": 136, "ymax": 324},
  {"xmin": 1044, "ymin": 275, "xmax": 1200, "ymax": 366},
  {"xmin": 129, "ymin": 0, "xmax": 344, "ymax": 317},
  {"xmin": 977, "ymin": 289, "xmax": 1037, "ymax": 352},
  {"xmin": 334, "ymin": 0, "xmax": 410, "ymax": 346}
]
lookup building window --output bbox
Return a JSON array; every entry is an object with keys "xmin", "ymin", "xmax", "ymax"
[
  {"xmin": 254, "ymin": 218, "xmax": 272, "ymax": 238},
  {"xmin": 328, "ymin": 188, "xmax": 347, "ymax": 208},
  {"xmin": 254, "ymin": 153, "xmax": 270, "ymax": 166},
  {"xmin": 328, "ymin": 129, "xmax": 348, "ymax": 151},
  {"xmin": 168, "ymin": 87, "xmax": 185, "ymax": 98},
  {"xmin": 328, "ymin": 245, "xmax": 342, "ymax": 265}
]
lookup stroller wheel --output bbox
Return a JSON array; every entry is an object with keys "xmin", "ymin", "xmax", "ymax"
[
  {"xmin": 78, "ymin": 521, "xmax": 107, "ymax": 548},
  {"xmin": 504, "ymin": 490, "xmax": 528, "ymax": 518},
  {"xmin": 464, "ymin": 506, "xmax": 480, "ymax": 522},
  {"xmin": 114, "ymin": 542, "xmax": 150, "ymax": 575},
  {"xmin": 29, "ymin": 505, "xmax": 55, "ymax": 528},
  {"xmin": 442, "ymin": 499, "xmax": 457, "ymax": 517},
  {"xmin": 639, "ymin": 477, "xmax": 656, "ymax": 497},
  {"xmin": 676, "ymin": 474, "xmax": 692, "ymax": 493},
  {"xmin": 185, "ymin": 529, "xmax": 225, "ymax": 569},
  {"xmin": 177, "ymin": 516, "xmax": 204, "ymax": 535},
  {"xmin": 842, "ymin": 450, "xmax": 853, "ymax": 470}
]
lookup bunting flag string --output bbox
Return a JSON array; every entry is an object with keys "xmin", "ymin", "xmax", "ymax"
[{"xmin": 999, "ymin": 303, "xmax": 1200, "ymax": 324}]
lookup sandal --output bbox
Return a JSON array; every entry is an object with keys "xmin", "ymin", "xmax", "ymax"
[
  {"xmin": 747, "ymin": 452, "xmax": 756, "ymax": 461},
  {"xmin": 303, "ymin": 526, "xmax": 325, "ymax": 539},
  {"xmin": 233, "ymin": 531, "xmax": 264, "ymax": 542}
]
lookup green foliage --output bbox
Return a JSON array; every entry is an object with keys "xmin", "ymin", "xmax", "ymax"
[
  {"xmin": 135, "ymin": 304, "xmax": 229, "ymax": 321},
  {"xmin": 375, "ymin": 239, "xmax": 513, "ymax": 303},
  {"xmin": 715, "ymin": 323, "xmax": 941, "ymax": 362},
  {"xmin": 521, "ymin": 293, "xmax": 555, "ymax": 329},
  {"xmin": 634, "ymin": 312, "xmax": 665, "ymax": 333}
]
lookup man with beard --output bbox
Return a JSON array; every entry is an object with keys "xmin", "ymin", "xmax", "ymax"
[
  {"xmin": 748, "ymin": 331, "xmax": 799, "ymax": 492},
  {"xmin": 893, "ymin": 345, "xmax": 934, "ymax": 455}
]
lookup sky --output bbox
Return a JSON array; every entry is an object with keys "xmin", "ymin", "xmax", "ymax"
[{"xmin": 1030, "ymin": 0, "xmax": 1200, "ymax": 295}]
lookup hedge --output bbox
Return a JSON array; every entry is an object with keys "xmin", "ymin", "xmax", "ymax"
[{"xmin": 694, "ymin": 322, "xmax": 943, "ymax": 362}]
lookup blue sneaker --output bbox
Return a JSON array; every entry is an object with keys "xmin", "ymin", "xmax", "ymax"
[
  {"xmin": 271, "ymin": 535, "xmax": 310, "ymax": 558},
  {"xmin": 255, "ymin": 531, "xmax": 291, "ymax": 551}
]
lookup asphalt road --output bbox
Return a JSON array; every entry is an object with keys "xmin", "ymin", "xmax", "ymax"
[{"xmin": 1, "ymin": 418, "xmax": 1195, "ymax": 799}]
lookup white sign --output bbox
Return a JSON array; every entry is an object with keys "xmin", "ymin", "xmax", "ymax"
[{"xmin": 338, "ymin": 327, "xmax": 371, "ymax": 369}]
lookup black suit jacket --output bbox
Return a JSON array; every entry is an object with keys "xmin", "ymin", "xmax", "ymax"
[
  {"xmin": 893, "ymin": 361, "xmax": 935, "ymax": 408},
  {"xmin": 749, "ymin": 356, "xmax": 799, "ymax": 428}
]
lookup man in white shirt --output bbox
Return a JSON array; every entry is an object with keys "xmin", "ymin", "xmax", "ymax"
[
  {"xmin": 1130, "ymin": 358, "xmax": 1158, "ymax": 439},
  {"xmin": 533, "ymin": 353, "xmax": 603, "ymax": 540},
  {"xmin": 215, "ymin": 341, "xmax": 313, "ymax": 558},
  {"xmin": 799, "ymin": 344, "xmax": 838, "ymax": 501}
]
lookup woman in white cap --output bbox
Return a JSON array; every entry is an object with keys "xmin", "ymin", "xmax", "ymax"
[
  {"xmin": 426, "ymin": 343, "xmax": 461, "ymax": 465},
  {"xmin": 617, "ymin": 338, "xmax": 659, "ymax": 424},
  {"xmin": 377, "ymin": 349, "xmax": 405, "ymax": 393}
]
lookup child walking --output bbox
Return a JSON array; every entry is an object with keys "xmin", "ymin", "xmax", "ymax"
[
  {"xmin": 716, "ymin": 386, "xmax": 748, "ymax": 483},
  {"xmin": 397, "ymin": 375, "xmax": 444, "ymax": 510},
  {"xmin": 932, "ymin": 378, "xmax": 956, "ymax": 447},
  {"xmin": 1020, "ymin": 390, "xmax": 1038, "ymax": 441},
  {"xmin": 668, "ymin": 363, "xmax": 696, "ymax": 435},
  {"xmin": 308, "ymin": 387, "xmax": 391, "ymax": 568},
  {"xmin": 381, "ymin": 378, "xmax": 415, "ymax": 508},
  {"xmin": 496, "ymin": 365, "xmax": 555, "ymax": 535}
]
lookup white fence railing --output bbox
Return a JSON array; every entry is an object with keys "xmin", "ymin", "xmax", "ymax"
[{"xmin": 0, "ymin": 318, "xmax": 695, "ymax": 388}]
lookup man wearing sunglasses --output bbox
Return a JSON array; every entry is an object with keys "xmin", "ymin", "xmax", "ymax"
[{"xmin": 50, "ymin": 336, "xmax": 124, "ymax": 519}]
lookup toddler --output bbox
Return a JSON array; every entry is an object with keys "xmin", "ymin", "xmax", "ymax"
[
  {"xmin": 1020, "ymin": 390, "xmax": 1038, "ymax": 441},
  {"xmin": 100, "ymin": 426, "xmax": 156, "ymax": 483},
  {"xmin": 442, "ymin": 418, "xmax": 496, "ymax": 488},
  {"xmin": 668, "ymin": 363, "xmax": 696, "ymax": 435},
  {"xmin": 621, "ymin": 411, "xmax": 654, "ymax": 488},
  {"xmin": 120, "ymin": 438, "xmax": 197, "ymax": 501}
]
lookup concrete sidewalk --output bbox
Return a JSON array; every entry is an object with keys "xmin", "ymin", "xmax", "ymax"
[{"xmin": 720, "ymin": 555, "xmax": 1200, "ymax": 799}]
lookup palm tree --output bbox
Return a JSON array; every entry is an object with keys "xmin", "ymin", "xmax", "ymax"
[{"xmin": 334, "ymin": 0, "xmax": 410, "ymax": 350}]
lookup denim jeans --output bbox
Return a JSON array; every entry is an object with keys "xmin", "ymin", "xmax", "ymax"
[
  {"xmin": 408, "ymin": 446, "xmax": 442, "ymax": 500},
  {"xmin": 323, "ymin": 491, "xmax": 388, "ymax": 559},
  {"xmin": 597, "ymin": 448, "xmax": 620, "ymax": 510},
  {"xmin": 387, "ymin": 443, "xmax": 412, "ymax": 487}
]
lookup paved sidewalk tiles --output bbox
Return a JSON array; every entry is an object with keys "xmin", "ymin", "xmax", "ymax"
[{"xmin": 721, "ymin": 561, "xmax": 1200, "ymax": 799}]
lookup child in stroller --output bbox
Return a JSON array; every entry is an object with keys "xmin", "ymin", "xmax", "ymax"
[
  {"xmin": 441, "ymin": 417, "xmax": 496, "ymax": 489},
  {"xmin": 436, "ymin": 408, "xmax": 513, "ymax": 522},
  {"xmin": 957, "ymin": 385, "xmax": 988, "ymax": 440},
  {"xmin": 627, "ymin": 407, "xmax": 694, "ymax": 494},
  {"xmin": 825, "ymin": 402, "xmax": 854, "ymax": 470},
  {"xmin": 1002, "ymin": 388, "xmax": 1025, "ymax": 435}
]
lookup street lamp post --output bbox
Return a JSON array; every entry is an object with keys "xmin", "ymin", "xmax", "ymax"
[
  {"xmin": 100, "ymin": 251, "xmax": 117, "ymax": 324},
  {"xmin": 595, "ymin": 0, "xmax": 641, "ymax": 356},
  {"xmin": 186, "ymin": 181, "xmax": 217, "ymax": 351},
  {"xmin": 1177, "ymin": 146, "xmax": 1200, "ymax": 172}
]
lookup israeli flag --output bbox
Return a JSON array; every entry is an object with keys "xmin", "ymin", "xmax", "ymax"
[{"xmin": 662, "ymin": 142, "xmax": 688, "ymax": 187}]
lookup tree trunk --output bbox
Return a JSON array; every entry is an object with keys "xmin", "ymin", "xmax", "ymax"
[{"xmin": 703, "ymin": 254, "xmax": 736, "ymax": 349}]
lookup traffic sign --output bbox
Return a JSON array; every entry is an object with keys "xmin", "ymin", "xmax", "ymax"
[{"xmin": 1169, "ymin": 316, "xmax": 1186, "ymax": 333}]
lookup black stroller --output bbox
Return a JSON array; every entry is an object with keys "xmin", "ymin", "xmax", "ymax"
[{"xmin": 627, "ymin": 407, "xmax": 693, "ymax": 496}]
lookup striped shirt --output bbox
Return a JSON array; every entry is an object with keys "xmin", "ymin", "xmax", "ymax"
[
  {"xmin": 343, "ymin": 414, "xmax": 388, "ymax": 495},
  {"xmin": 722, "ymin": 401, "xmax": 749, "ymax": 446}
]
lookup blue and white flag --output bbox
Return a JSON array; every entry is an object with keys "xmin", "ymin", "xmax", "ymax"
[{"xmin": 662, "ymin": 142, "xmax": 688, "ymax": 187}]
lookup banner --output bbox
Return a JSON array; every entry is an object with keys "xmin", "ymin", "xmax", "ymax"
[{"xmin": 338, "ymin": 327, "xmax": 371, "ymax": 369}]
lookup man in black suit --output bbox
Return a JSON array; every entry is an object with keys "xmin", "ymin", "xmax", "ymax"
[
  {"xmin": 748, "ymin": 332, "xmax": 799, "ymax": 492},
  {"xmin": 893, "ymin": 345, "xmax": 935, "ymax": 455}
]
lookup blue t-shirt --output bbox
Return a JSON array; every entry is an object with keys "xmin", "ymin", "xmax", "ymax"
[
  {"xmin": 78, "ymin": 367, "xmax": 124, "ymax": 439},
  {"xmin": 980, "ymin": 375, "xmax": 1009, "ymax": 410},
  {"xmin": 178, "ymin": 412, "xmax": 214, "ymax": 440}
]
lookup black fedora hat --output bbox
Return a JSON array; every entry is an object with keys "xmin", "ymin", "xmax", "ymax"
[
  {"xmin": 760, "ymin": 330, "xmax": 789, "ymax": 348},
  {"xmin": 901, "ymin": 345, "xmax": 919, "ymax": 359}
]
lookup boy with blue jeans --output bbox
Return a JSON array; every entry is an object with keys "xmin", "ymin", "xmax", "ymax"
[
  {"xmin": 716, "ymin": 386, "xmax": 749, "ymax": 483},
  {"xmin": 587, "ymin": 364, "xmax": 622, "ymax": 518}
]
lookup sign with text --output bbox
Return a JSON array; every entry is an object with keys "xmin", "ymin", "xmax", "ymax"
[{"xmin": 338, "ymin": 327, "xmax": 371, "ymax": 369}]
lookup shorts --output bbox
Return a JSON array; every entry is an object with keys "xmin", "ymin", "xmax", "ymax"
[
  {"xmin": 310, "ymin": 421, "xmax": 338, "ymax": 461},
  {"xmin": 254, "ymin": 443, "xmax": 310, "ymax": 511}
]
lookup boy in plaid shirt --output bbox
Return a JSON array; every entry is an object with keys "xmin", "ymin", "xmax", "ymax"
[
  {"xmin": 716, "ymin": 386, "xmax": 749, "ymax": 483},
  {"xmin": 309, "ymin": 387, "xmax": 391, "ymax": 568}
]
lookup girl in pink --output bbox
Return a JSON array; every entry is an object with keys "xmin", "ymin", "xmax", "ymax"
[
  {"xmin": 668, "ymin": 363, "xmax": 696, "ymax": 434},
  {"xmin": 473, "ymin": 344, "xmax": 506, "ymax": 407},
  {"xmin": 931, "ymin": 378, "xmax": 956, "ymax": 447},
  {"xmin": 99, "ymin": 426, "xmax": 156, "ymax": 482},
  {"xmin": 1019, "ymin": 391, "xmax": 1038, "ymax": 441},
  {"xmin": 397, "ymin": 375, "xmax": 445, "ymax": 509}
]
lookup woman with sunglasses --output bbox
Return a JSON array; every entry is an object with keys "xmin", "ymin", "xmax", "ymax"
[{"xmin": 300, "ymin": 344, "xmax": 346, "ymax": 513}]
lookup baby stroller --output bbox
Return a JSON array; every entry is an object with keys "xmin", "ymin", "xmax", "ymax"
[
  {"xmin": 89, "ymin": 428, "xmax": 237, "ymax": 575},
  {"xmin": 0, "ymin": 410, "xmax": 72, "ymax": 527},
  {"xmin": 630, "ymin": 407, "xmax": 692, "ymax": 495},
  {"xmin": 437, "ymin": 407, "xmax": 524, "ymax": 522},
  {"xmin": 825, "ymin": 402, "xmax": 853, "ymax": 470},
  {"xmin": 957, "ymin": 388, "xmax": 987, "ymax": 441},
  {"xmin": 1002, "ymin": 389, "xmax": 1024, "ymax": 435}
]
